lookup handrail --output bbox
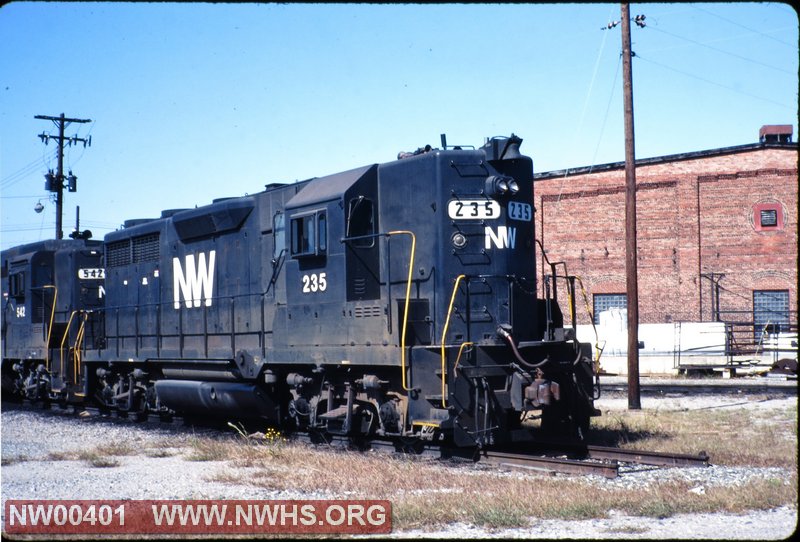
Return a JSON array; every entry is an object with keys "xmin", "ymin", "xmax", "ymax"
[
  {"xmin": 450, "ymin": 340, "xmax": 474, "ymax": 388},
  {"xmin": 73, "ymin": 312, "xmax": 89, "ymax": 383},
  {"xmin": 440, "ymin": 274, "xmax": 466, "ymax": 407},
  {"xmin": 574, "ymin": 275, "xmax": 604, "ymax": 370},
  {"xmin": 43, "ymin": 285, "xmax": 57, "ymax": 371},
  {"xmin": 60, "ymin": 310, "xmax": 79, "ymax": 374},
  {"xmin": 387, "ymin": 230, "xmax": 416, "ymax": 392}
]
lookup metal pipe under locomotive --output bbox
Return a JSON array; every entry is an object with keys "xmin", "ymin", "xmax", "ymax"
[{"xmin": 1, "ymin": 135, "xmax": 599, "ymax": 448}]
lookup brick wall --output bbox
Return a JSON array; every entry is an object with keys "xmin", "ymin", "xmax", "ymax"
[{"xmin": 534, "ymin": 146, "xmax": 798, "ymax": 326}]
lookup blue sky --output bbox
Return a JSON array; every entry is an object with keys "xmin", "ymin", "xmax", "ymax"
[{"xmin": 1, "ymin": 2, "xmax": 797, "ymax": 250}]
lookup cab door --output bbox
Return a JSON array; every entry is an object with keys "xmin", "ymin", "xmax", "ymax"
[{"xmin": 284, "ymin": 204, "xmax": 343, "ymax": 347}]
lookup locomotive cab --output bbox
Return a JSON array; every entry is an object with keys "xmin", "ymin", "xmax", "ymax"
[{"xmin": 1, "ymin": 239, "xmax": 103, "ymax": 402}]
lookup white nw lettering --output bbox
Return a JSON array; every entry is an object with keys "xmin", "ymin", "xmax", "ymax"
[
  {"xmin": 173, "ymin": 250, "xmax": 216, "ymax": 309},
  {"xmin": 484, "ymin": 226, "xmax": 516, "ymax": 249}
]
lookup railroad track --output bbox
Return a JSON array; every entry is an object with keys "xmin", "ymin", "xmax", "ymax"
[
  {"xmin": 585, "ymin": 444, "xmax": 709, "ymax": 468},
  {"xmin": 482, "ymin": 450, "xmax": 620, "ymax": 478},
  {"xmin": 3, "ymin": 400, "xmax": 712, "ymax": 479},
  {"xmin": 598, "ymin": 378, "xmax": 796, "ymax": 397},
  {"xmin": 481, "ymin": 444, "xmax": 709, "ymax": 479}
]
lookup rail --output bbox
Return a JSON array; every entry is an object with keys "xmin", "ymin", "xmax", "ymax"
[
  {"xmin": 483, "ymin": 445, "xmax": 709, "ymax": 478},
  {"xmin": 483, "ymin": 450, "xmax": 619, "ymax": 478},
  {"xmin": 585, "ymin": 445, "xmax": 709, "ymax": 467}
]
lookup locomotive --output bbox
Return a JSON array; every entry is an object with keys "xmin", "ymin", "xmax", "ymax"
[{"xmin": 2, "ymin": 135, "xmax": 599, "ymax": 448}]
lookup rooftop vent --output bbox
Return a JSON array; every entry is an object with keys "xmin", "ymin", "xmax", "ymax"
[{"xmin": 759, "ymin": 124, "xmax": 793, "ymax": 143}]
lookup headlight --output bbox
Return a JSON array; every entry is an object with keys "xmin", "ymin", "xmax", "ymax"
[
  {"xmin": 451, "ymin": 232, "xmax": 468, "ymax": 249},
  {"xmin": 485, "ymin": 175, "xmax": 515, "ymax": 197}
]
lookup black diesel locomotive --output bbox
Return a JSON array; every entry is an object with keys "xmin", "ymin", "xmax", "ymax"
[{"xmin": 2, "ymin": 135, "xmax": 599, "ymax": 448}]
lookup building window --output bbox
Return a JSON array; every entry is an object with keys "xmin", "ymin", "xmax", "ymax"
[
  {"xmin": 753, "ymin": 202, "xmax": 784, "ymax": 231},
  {"xmin": 760, "ymin": 209, "xmax": 777, "ymax": 227},
  {"xmin": 593, "ymin": 293, "xmax": 627, "ymax": 324},
  {"xmin": 753, "ymin": 290, "xmax": 790, "ymax": 335}
]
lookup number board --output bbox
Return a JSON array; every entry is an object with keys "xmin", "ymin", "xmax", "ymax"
[
  {"xmin": 447, "ymin": 200, "xmax": 501, "ymax": 220},
  {"xmin": 507, "ymin": 202, "xmax": 532, "ymax": 222},
  {"xmin": 78, "ymin": 268, "xmax": 106, "ymax": 280}
]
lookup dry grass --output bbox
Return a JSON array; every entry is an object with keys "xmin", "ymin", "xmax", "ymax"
[
  {"xmin": 200, "ymin": 437, "xmax": 796, "ymax": 529},
  {"xmin": 589, "ymin": 396, "xmax": 797, "ymax": 468},
  {"xmin": 194, "ymin": 397, "xmax": 797, "ymax": 529},
  {"xmin": 45, "ymin": 441, "xmax": 138, "ymax": 468},
  {"xmin": 22, "ymin": 395, "xmax": 797, "ymax": 529}
]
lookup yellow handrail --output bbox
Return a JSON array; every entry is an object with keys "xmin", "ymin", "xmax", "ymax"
[
  {"xmin": 452, "ymin": 341, "xmax": 474, "ymax": 379},
  {"xmin": 43, "ymin": 285, "xmax": 58, "ymax": 371},
  {"xmin": 387, "ymin": 230, "xmax": 416, "ymax": 392},
  {"xmin": 73, "ymin": 312, "xmax": 89, "ymax": 383},
  {"xmin": 60, "ymin": 310, "xmax": 79, "ymax": 374},
  {"xmin": 574, "ymin": 275, "xmax": 604, "ymax": 371},
  {"xmin": 440, "ymin": 275, "xmax": 466, "ymax": 407}
]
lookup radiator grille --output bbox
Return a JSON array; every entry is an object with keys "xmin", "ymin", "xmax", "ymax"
[
  {"xmin": 133, "ymin": 233, "xmax": 160, "ymax": 262},
  {"xmin": 106, "ymin": 240, "xmax": 131, "ymax": 267}
]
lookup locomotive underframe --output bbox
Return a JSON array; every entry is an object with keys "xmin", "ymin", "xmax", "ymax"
[{"xmin": 4, "ymin": 335, "xmax": 598, "ymax": 450}]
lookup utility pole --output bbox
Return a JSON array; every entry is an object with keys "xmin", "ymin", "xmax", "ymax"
[
  {"xmin": 35, "ymin": 113, "xmax": 92, "ymax": 239},
  {"xmin": 621, "ymin": 4, "xmax": 642, "ymax": 410}
]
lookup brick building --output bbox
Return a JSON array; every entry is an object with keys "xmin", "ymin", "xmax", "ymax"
[{"xmin": 533, "ymin": 126, "xmax": 797, "ymax": 343}]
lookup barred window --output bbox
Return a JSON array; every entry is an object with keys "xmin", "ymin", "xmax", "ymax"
[{"xmin": 593, "ymin": 293, "xmax": 627, "ymax": 325}]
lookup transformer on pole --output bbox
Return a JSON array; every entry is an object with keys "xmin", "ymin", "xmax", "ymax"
[{"xmin": 35, "ymin": 113, "xmax": 92, "ymax": 240}]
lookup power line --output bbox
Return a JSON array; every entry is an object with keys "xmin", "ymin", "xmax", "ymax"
[
  {"xmin": 635, "ymin": 54, "xmax": 794, "ymax": 109},
  {"xmin": 0, "ymin": 149, "xmax": 58, "ymax": 189},
  {"xmin": 692, "ymin": 4, "xmax": 796, "ymax": 49},
  {"xmin": 647, "ymin": 25, "xmax": 794, "ymax": 75}
]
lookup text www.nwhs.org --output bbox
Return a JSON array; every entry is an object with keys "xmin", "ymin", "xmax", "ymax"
[{"xmin": 4, "ymin": 500, "xmax": 392, "ymax": 535}]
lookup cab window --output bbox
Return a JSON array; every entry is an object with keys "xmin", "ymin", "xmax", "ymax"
[{"xmin": 290, "ymin": 210, "xmax": 326, "ymax": 258}]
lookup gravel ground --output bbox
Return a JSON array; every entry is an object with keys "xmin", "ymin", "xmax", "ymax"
[{"xmin": 1, "ymin": 393, "xmax": 797, "ymax": 539}]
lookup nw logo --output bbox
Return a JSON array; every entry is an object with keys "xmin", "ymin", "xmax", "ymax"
[
  {"xmin": 173, "ymin": 250, "xmax": 216, "ymax": 309},
  {"xmin": 485, "ymin": 226, "xmax": 516, "ymax": 250}
]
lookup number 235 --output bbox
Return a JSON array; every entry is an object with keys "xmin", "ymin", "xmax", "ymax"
[{"xmin": 302, "ymin": 272, "xmax": 327, "ymax": 293}]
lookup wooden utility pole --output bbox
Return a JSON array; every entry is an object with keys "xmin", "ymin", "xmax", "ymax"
[
  {"xmin": 35, "ymin": 113, "xmax": 92, "ymax": 239},
  {"xmin": 620, "ymin": 3, "xmax": 641, "ymax": 409}
]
